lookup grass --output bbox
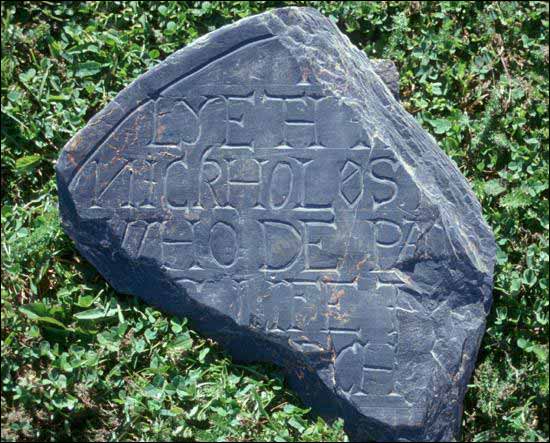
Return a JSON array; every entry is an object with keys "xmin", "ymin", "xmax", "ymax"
[{"xmin": 1, "ymin": 1, "xmax": 548, "ymax": 441}]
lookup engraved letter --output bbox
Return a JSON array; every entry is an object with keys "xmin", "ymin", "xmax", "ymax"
[{"xmin": 259, "ymin": 221, "xmax": 302, "ymax": 271}]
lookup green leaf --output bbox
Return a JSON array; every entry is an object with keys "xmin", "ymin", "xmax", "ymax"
[
  {"xmin": 510, "ymin": 277, "xmax": 522, "ymax": 294},
  {"xmin": 483, "ymin": 179, "xmax": 506, "ymax": 196},
  {"xmin": 75, "ymin": 295, "xmax": 95, "ymax": 308},
  {"xmin": 144, "ymin": 384, "xmax": 164, "ymax": 400},
  {"xmin": 430, "ymin": 118, "xmax": 453, "ymax": 134},
  {"xmin": 517, "ymin": 337, "xmax": 529, "ymax": 349},
  {"xmin": 523, "ymin": 269, "xmax": 537, "ymax": 287},
  {"xmin": 532, "ymin": 345, "xmax": 549, "ymax": 363},
  {"xmin": 252, "ymin": 390, "xmax": 268, "ymax": 418},
  {"xmin": 198, "ymin": 347, "xmax": 209, "ymax": 363},
  {"xmin": 168, "ymin": 332, "xmax": 193, "ymax": 351},
  {"xmin": 19, "ymin": 68, "xmax": 36, "ymax": 83},
  {"xmin": 7, "ymin": 90, "xmax": 21, "ymax": 102},
  {"xmin": 19, "ymin": 302, "xmax": 50, "ymax": 319},
  {"xmin": 75, "ymin": 61, "xmax": 103, "ymax": 77},
  {"xmin": 15, "ymin": 154, "xmax": 41, "ymax": 171},
  {"xmin": 288, "ymin": 417, "xmax": 305, "ymax": 432},
  {"xmin": 74, "ymin": 308, "xmax": 107, "ymax": 320},
  {"xmin": 19, "ymin": 303, "xmax": 68, "ymax": 329},
  {"xmin": 166, "ymin": 21, "xmax": 177, "ymax": 33},
  {"xmin": 496, "ymin": 247, "xmax": 508, "ymax": 265}
]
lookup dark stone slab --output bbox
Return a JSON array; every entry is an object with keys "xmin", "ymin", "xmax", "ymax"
[{"xmin": 56, "ymin": 7, "xmax": 495, "ymax": 441}]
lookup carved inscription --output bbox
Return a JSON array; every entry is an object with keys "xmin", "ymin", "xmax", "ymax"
[{"xmin": 70, "ymin": 83, "xmax": 423, "ymax": 411}]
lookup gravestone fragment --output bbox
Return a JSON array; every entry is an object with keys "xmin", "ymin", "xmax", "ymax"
[{"xmin": 56, "ymin": 7, "xmax": 495, "ymax": 442}]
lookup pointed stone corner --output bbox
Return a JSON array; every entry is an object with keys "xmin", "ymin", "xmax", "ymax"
[
  {"xmin": 57, "ymin": 6, "xmax": 495, "ymax": 441},
  {"xmin": 371, "ymin": 59, "xmax": 400, "ymax": 100}
]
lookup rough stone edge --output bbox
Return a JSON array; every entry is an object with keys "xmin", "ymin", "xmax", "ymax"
[
  {"xmin": 371, "ymin": 59, "xmax": 400, "ymax": 100},
  {"xmin": 258, "ymin": 7, "xmax": 495, "ymax": 441}
]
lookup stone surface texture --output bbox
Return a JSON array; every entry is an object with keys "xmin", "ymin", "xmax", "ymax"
[{"xmin": 56, "ymin": 7, "xmax": 495, "ymax": 442}]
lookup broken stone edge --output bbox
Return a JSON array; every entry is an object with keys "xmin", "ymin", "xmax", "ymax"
[
  {"xmin": 56, "ymin": 7, "xmax": 496, "ymax": 442},
  {"xmin": 371, "ymin": 59, "xmax": 400, "ymax": 100}
]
